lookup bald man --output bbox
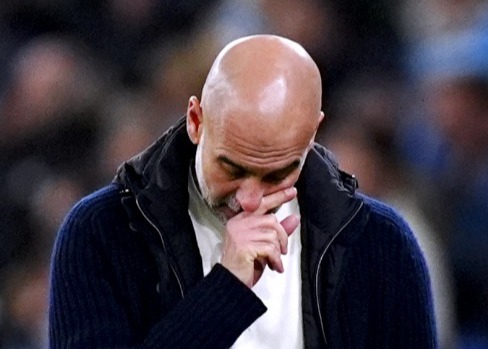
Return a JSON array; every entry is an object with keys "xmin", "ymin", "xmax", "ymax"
[{"xmin": 49, "ymin": 35, "xmax": 437, "ymax": 348}]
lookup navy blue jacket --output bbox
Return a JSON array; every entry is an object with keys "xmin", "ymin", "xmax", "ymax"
[{"xmin": 49, "ymin": 118, "xmax": 437, "ymax": 348}]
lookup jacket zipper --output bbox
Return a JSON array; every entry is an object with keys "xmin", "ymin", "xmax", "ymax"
[
  {"xmin": 135, "ymin": 197, "xmax": 185, "ymax": 299},
  {"xmin": 314, "ymin": 201, "xmax": 364, "ymax": 346}
]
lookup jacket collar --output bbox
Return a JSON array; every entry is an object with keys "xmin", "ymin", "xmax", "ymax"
[
  {"xmin": 297, "ymin": 145, "xmax": 365, "ymax": 248},
  {"xmin": 115, "ymin": 117, "xmax": 203, "ymax": 292},
  {"xmin": 115, "ymin": 117, "xmax": 365, "ymax": 291}
]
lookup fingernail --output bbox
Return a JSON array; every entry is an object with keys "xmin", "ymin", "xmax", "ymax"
[{"xmin": 286, "ymin": 187, "xmax": 297, "ymax": 196}]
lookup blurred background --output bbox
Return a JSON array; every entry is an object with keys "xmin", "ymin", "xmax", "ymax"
[{"xmin": 0, "ymin": 0, "xmax": 487, "ymax": 348}]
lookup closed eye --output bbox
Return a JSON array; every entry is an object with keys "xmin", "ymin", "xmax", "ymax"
[
  {"xmin": 262, "ymin": 172, "xmax": 288, "ymax": 184},
  {"xmin": 226, "ymin": 166, "xmax": 247, "ymax": 179},
  {"xmin": 262, "ymin": 164, "xmax": 299, "ymax": 184},
  {"xmin": 219, "ymin": 157, "xmax": 249, "ymax": 179},
  {"xmin": 217, "ymin": 155, "xmax": 300, "ymax": 183}
]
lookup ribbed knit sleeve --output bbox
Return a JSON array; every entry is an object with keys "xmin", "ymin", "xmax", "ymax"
[
  {"xmin": 389, "ymin": 213, "xmax": 437, "ymax": 348},
  {"xmin": 337, "ymin": 196, "xmax": 438, "ymax": 349},
  {"xmin": 49, "ymin": 185, "xmax": 266, "ymax": 348}
]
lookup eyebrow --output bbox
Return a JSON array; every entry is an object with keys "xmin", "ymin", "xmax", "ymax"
[{"xmin": 217, "ymin": 155, "xmax": 301, "ymax": 178}]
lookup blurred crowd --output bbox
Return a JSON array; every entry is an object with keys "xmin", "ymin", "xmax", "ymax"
[{"xmin": 0, "ymin": 0, "xmax": 487, "ymax": 348}]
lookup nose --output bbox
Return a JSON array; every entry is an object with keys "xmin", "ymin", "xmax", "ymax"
[{"xmin": 235, "ymin": 178, "xmax": 266, "ymax": 213}]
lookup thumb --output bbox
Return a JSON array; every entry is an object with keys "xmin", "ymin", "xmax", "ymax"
[{"xmin": 280, "ymin": 214, "xmax": 300, "ymax": 236}]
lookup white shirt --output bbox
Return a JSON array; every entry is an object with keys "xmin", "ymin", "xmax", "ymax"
[{"xmin": 188, "ymin": 172, "xmax": 304, "ymax": 349}]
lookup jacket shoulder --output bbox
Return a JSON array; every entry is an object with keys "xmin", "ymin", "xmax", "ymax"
[
  {"xmin": 53, "ymin": 184, "xmax": 128, "ymax": 250},
  {"xmin": 65, "ymin": 183, "xmax": 124, "ymax": 222},
  {"xmin": 360, "ymin": 194, "xmax": 416, "ymax": 241},
  {"xmin": 356, "ymin": 193, "xmax": 432, "ymax": 287},
  {"xmin": 355, "ymin": 193, "xmax": 430, "ymax": 272}
]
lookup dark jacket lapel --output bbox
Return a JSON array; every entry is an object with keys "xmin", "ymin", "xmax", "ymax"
[{"xmin": 115, "ymin": 117, "xmax": 204, "ymax": 293}]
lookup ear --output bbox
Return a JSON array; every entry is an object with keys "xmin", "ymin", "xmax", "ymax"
[
  {"xmin": 307, "ymin": 111, "xmax": 326, "ymax": 150},
  {"xmin": 318, "ymin": 111, "xmax": 325, "ymax": 125},
  {"xmin": 186, "ymin": 96, "xmax": 204, "ymax": 144}
]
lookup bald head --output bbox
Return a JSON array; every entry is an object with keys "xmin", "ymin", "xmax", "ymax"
[{"xmin": 200, "ymin": 35, "xmax": 323, "ymax": 132}]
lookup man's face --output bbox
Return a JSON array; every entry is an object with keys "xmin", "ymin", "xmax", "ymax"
[{"xmin": 193, "ymin": 115, "xmax": 311, "ymax": 223}]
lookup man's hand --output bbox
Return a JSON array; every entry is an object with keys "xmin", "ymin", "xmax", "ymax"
[{"xmin": 220, "ymin": 187, "xmax": 300, "ymax": 288}]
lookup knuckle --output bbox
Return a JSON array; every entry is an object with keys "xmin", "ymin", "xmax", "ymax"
[
  {"xmin": 264, "ymin": 214, "xmax": 278, "ymax": 226},
  {"xmin": 265, "ymin": 243, "xmax": 276, "ymax": 255}
]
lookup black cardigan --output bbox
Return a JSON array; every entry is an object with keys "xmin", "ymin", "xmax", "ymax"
[{"xmin": 49, "ymin": 118, "xmax": 437, "ymax": 348}]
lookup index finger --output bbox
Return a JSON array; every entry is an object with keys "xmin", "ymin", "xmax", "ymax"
[{"xmin": 256, "ymin": 187, "xmax": 297, "ymax": 215}]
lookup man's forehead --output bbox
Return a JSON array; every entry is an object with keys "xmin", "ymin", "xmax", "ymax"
[{"xmin": 206, "ymin": 106, "xmax": 303, "ymax": 143}]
